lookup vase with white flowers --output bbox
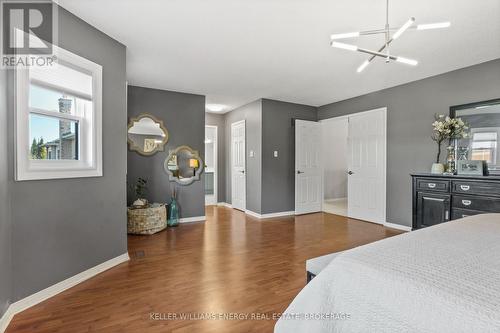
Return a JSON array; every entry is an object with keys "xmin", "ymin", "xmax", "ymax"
[{"xmin": 431, "ymin": 114, "xmax": 469, "ymax": 174}]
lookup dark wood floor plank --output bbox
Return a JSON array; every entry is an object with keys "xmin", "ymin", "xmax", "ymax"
[{"xmin": 6, "ymin": 206, "xmax": 402, "ymax": 333}]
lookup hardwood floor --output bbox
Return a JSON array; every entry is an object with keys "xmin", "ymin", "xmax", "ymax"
[{"xmin": 6, "ymin": 206, "xmax": 402, "ymax": 333}]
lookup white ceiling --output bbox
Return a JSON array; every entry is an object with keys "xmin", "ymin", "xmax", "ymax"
[{"xmin": 58, "ymin": 0, "xmax": 500, "ymax": 112}]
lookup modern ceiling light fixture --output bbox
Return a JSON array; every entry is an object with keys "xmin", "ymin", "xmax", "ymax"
[{"xmin": 330, "ymin": 0, "xmax": 450, "ymax": 73}]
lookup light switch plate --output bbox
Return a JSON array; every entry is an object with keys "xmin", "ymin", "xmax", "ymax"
[
  {"xmin": 274, "ymin": 151, "xmax": 278, "ymax": 157},
  {"xmin": 250, "ymin": 150, "xmax": 254, "ymax": 157}
]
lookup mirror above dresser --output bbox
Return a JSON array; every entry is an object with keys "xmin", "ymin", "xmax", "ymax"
[{"xmin": 451, "ymin": 99, "xmax": 500, "ymax": 175}]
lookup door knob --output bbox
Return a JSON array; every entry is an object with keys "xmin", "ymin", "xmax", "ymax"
[
  {"xmin": 297, "ymin": 170, "xmax": 304, "ymax": 174},
  {"xmin": 347, "ymin": 171, "xmax": 354, "ymax": 175},
  {"xmin": 239, "ymin": 170, "xmax": 245, "ymax": 174}
]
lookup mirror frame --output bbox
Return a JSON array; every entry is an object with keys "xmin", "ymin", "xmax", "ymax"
[
  {"xmin": 450, "ymin": 98, "xmax": 500, "ymax": 118},
  {"xmin": 450, "ymin": 98, "xmax": 500, "ymax": 175},
  {"xmin": 164, "ymin": 145, "xmax": 204, "ymax": 185},
  {"xmin": 127, "ymin": 114, "xmax": 169, "ymax": 156}
]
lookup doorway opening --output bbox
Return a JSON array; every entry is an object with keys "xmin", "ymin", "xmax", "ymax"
[
  {"xmin": 321, "ymin": 117, "xmax": 349, "ymax": 217},
  {"xmin": 205, "ymin": 125, "xmax": 217, "ymax": 205},
  {"xmin": 320, "ymin": 107, "xmax": 387, "ymax": 224}
]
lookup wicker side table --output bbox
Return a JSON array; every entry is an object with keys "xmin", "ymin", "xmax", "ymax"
[{"xmin": 127, "ymin": 203, "xmax": 167, "ymax": 235}]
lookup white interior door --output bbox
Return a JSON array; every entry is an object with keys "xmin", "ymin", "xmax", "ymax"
[
  {"xmin": 295, "ymin": 120, "xmax": 322, "ymax": 215},
  {"xmin": 347, "ymin": 108, "xmax": 386, "ymax": 224},
  {"xmin": 231, "ymin": 120, "xmax": 246, "ymax": 211}
]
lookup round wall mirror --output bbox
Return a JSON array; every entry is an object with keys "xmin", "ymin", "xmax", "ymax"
[
  {"xmin": 164, "ymin": 145, "xmax": 204, "ymax": 185},
  {"xmin": 128, "ymin": 114, "xmax": 169, "ymax": 155}
]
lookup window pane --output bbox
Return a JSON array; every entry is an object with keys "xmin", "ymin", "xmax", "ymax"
[
  {"xmin": 473, "ymin": 132, "xmax": 498, "ymax": 141},
  {"xmin": 29, "ymin": 84, "xmax": 78, "ymax": 115},
  {"xmin": 29, "ymin": 114, "xmax": 79, "ymax": 160}
]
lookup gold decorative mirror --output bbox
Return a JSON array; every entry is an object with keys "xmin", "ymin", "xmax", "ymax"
[
  {"xmin": 164, "ymin": 145, "xmax": 204, "ymax": 185},
  {"xmin": 128, "ymin": 114, "xmax": 169, "ymax": 156}
]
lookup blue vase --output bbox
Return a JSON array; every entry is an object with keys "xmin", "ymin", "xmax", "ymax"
[{"xmin": 168, "ymin": 197, "xmax": 179, "ymax": 227}]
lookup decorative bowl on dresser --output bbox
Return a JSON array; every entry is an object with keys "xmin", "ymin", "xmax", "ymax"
[{"xmin": 411, "ymin": 173, "xmax": 500, "ymax": 230}]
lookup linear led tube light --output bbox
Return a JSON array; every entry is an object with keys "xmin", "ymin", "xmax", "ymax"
[
  {"xmin": 357, "ymin": 60, "xmax": 370, "ymax": 73},
  {"xmin": 330, "ymin": 32, "xmax": 360, "ymax": 40},
  {"xmin": 396, "ymin": 56, "xmax": 418, "ymax": 66},
  {"xmin": 417, "ymin": 22, "xmax": 451, "ymax": 30},
  {"xmin": 393, "ymin": 17, "xmax": 415, "ymax": 39},
  {"xmin": 331, "ymin": 41, "xmax": 358, "ymax": 51}
]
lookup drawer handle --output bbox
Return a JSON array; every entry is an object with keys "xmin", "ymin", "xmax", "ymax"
[
  {"xmin": 427, "ymin": 183, "xmax": 437, "ymax": 189},
  {"xmin": 462, "ymin": 200, "xmax": 472, "ymax": 206},
  {"xmin": 460, "ymin": 185, "xmax": 470, "ymax": 191}
]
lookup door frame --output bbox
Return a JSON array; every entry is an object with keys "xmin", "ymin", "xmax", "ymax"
[
  {"xmin": 231, "ymin": 120, "xmax": 246, "ymax": 211},
  {"xmin": 205, "ymin": 125, "xmax": 218, "ymax": 206},
  {"xmin": 319, "ymin": 107, "xmax": 387, "ymax": 225}
]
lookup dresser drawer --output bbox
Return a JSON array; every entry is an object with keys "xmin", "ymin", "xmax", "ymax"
[
  {"xmin": 451, "ymin": 208, "xmax": 485, "ymax": 220},
  {"xmin": 452, "ymin": 180, "xmax": 500, "ymax": 197},
  {"xmin": 416, "ymin": 178, "xmax": 449, "ymax": 192},
  {"xmin": 452, "ymin": 195, "xmax": 500, "ymax": 213}
]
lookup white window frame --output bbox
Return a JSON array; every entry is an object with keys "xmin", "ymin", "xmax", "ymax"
[{"xmin": 15, "ymin": 45, "xmax": 102, "ymax": 181}]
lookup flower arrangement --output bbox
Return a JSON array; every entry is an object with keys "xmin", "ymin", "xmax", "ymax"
[{"xmin": 431, "ymin": 114, "xmax": 469, "ymax": 163}]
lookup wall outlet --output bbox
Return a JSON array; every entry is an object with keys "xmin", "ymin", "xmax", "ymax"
[
  {"xmin": 249, "ymin": 150, "xmax": 254, "ymax": 157},
  {"xmin": 273, "ymin": 150, "xmax": 278, "ymax": 157}
]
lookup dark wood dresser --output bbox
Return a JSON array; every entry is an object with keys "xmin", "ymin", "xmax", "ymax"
[{"xmin": 411, "ymin": 173, "xmax": 500, "ymax": 230}]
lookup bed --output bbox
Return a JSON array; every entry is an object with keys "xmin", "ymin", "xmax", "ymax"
[{"xmin": 275, "ymin": 214, "xmax": 500, "ymax": 333}]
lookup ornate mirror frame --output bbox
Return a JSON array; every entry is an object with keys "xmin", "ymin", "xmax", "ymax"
[
  {"xmin": 127, "ymin": 114, "xmax": 169, "ymax": 156},
  {"xmin": 164, "ymin": 145, "xmax": 204, "ymax": 185}
]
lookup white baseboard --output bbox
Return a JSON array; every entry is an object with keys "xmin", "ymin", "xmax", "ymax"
[
  {"xmin": 324, "ymin": 197, "xmax": 347, "ymax": 203},
  {"xmin": 0, "ymin": 253, "xmax": 129, "ymax": 333},
  {"xmin": 245, "ymin": 210, "xmax": 295, "ymax": 219},
  {"xmin": 0, "ymin": 305, "xmax": 15, "ymax": 333},
  {"xmin": 217, "ymin": 202, "xmax": 232, "ymax": 208},
  {"xmin": 179, "ymin": 216, "xmax": 206, "ymax": 223},
  {"xmin": 384, "ymin": 221, "xmax": 412, "ymax": 232}
]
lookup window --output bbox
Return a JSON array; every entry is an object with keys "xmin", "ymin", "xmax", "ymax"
[
  {"xmin": 470, "ymin": 129, "xmax": 498, "ymax": 165},
  {"xmin": 15, "ymin": 45, "xmax": 102, "ymax": 180}
]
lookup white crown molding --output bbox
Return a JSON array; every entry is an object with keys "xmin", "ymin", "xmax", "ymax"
[
  {"xmin": 179, "ymin": 216, "xmax": 206, "ymax": 223},
  {"xmin": 245, "ymin": 210, "xmax": 295, "ymax": 219},
  {"xmin": 384, "ymin": 221, "xmax": 412, "ymax": 232},
  {"xmin": 217, "ymin": 202, "xmax": 232, "ymax": 208},
  {"xmin": 0, "ymin": 253, "xmax": 129, "ymax": 333}
]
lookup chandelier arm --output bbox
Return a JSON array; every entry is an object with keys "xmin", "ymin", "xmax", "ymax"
[
  {"xmin": 358, "ymin": 22, "xmax": 449, "ymax": 36},
  {"xmin": 361, "ymin": 36, "xmax": 396, "ymax": 69},
  {"xmin": 332, "ymin": 22, "xmax": 450, "ymax": 40},
  {"xmin": 357, "ymin": 47, "xmax": 397, "ymax": 60}
]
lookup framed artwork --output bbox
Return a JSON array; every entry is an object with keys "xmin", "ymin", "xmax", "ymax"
[
  {"xmin": 143, "ymin": 139, "xmax": 157, "ymax": 153},
  {"xmin": 457, "ymin": 160, "xmax": 485, "ymax": 176}
]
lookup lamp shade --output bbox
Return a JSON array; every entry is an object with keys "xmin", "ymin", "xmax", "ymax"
[{"xmin": 189, "ymin": 158, "xmax": 199, "ymax": 168}]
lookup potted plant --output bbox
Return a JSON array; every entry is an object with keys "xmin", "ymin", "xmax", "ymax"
[
  {"xmin": 130, "ymin": 177, "xmax": 149, "ymax": 207},
  {"xmin": 431, "ymin": 115, "xmax": 468, "ymax": 174}
]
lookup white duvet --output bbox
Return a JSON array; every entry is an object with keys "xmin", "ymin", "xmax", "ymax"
[{"xmin": 275, "ymin": 214, "xmax": 500, "ymax": 333}]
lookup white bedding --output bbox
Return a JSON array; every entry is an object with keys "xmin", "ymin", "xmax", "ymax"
[{"xmin": 275, "ymin": 214, "xmax": 500, "ymax": 333}]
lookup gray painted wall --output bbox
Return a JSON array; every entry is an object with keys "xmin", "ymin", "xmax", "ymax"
[
  {"xmin": 8, "ymin": 7, "xmax": 128, "ymax": 301},
  {"xmin": 224, "ymin": 100, "xmax": 262, "ymax": 213},
  {"xmin": 261, "ymin": 99, "xmax": 317, "ymax": 214},
  {"xmin": 0, "ymin": 67, "xmax": 12, "ymax": 316},
  {"xmin": 318, "ymin": 58, "xmax": 500, "ymax": 227},
  {"xmin": 127, "ymin": 85, "xmax": 206, "ymax": 218},
  {"xmin": 205, "ymin": 113, "xmax": 226, "ymax": 203}
]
